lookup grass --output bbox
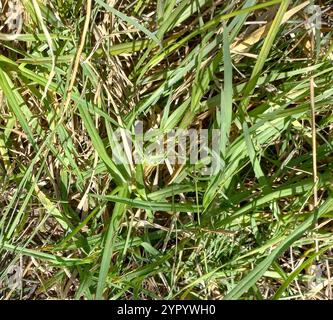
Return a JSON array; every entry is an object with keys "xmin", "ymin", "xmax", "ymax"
[{"xmin": 0, "ymin": 0, "xmax": 333, "ymax": 300}]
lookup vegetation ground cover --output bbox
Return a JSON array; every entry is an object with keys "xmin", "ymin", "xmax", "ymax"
[{"xmin": 0, "ymin": 0, "xmax": 333, "ymax": 300}]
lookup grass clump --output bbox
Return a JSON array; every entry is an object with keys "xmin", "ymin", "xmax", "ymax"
[{"xmin": 0, "ymin": 0, "xmax": 333, "ymax": 300}]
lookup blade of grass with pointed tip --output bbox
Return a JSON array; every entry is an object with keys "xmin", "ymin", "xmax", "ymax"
[
  {"xmin": 96, "ymin": 186, "xmax": 129, "ymax": 299},
  {"xmin": 0, "ymin": 67, "xmax": 38, "ymax": 150},
  {"xmin": 77, "ymin": 101, "xmax": 127, "ymax": 185},
  {"xmin": 220, "ymin": 24, "xmax": 233, "ymax": 157},
  {"xmin": 240, "ymin": 0, "xmax": 291, "ymax": 112}
]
